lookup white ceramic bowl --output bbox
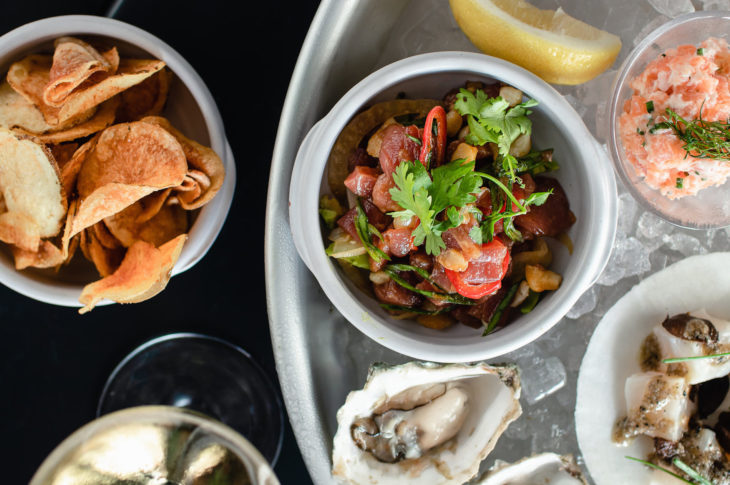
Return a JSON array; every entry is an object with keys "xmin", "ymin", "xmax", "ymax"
[
  {"xmin": 0, "ymin": 15, "xmax": 236, "ymax": 307},
  {"xmin": 289, "ymin": 52, "xmax": 617, "ymax": 362}
]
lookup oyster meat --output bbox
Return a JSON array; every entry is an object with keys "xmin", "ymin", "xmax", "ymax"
[
  {"xmin": 331, "ymin": 361, "xmax": 521, "ymax": 485},
  {"xmin": 475, "ymin": 453, "xmax": 587, "ymax": 485}
]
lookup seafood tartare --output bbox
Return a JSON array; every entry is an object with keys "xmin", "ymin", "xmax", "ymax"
[{"xmin": 620, "ymin": 37, "xmax": 730, "ymax": 199}]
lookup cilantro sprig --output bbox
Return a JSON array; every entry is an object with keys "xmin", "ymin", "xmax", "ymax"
[
  {"xmin": 388, "ymin": 158, "xmax": 552, "ymax": 254},
  {"xmin": 454, "ymin": 88, "xmax": 538, "ymax": 184},
  {"xmin": 468, "ymin": 171, "xmax": 552, "ymax": 244},
  {"xmin": 388, "ymin": 159, "xmax": 482, "ymax": 256}
]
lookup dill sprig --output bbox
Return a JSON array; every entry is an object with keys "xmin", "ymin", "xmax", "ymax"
[{"xmin": 653, "ymin": 107, "xmax": 730, "ymax": 161}]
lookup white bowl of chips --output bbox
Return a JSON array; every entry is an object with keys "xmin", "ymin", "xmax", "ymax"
[{"xmin": 0, "ymin": 15, "xmax": 235, "ymax": 310}]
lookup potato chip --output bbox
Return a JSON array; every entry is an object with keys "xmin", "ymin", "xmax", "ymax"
[
  {"xmin": 92, "ymin": 219, "xmax": 122, "ymax": 249},
  {"xmin": 105, "ymin": 199, "xmax": 187, "ymax": 248},
  {"xmin": 6, "ymin": 55, "xmax": 96, "ymax": 127},
  {"xmin": 60, "ymin": 136, "xmax": 97, "ymax": 198},
  {"xmin": 116, "ymin": 69, "xmax": 170, "ymax": 122},
  {"xmin": 12, "ymin": 240, "xmax": 65, "ymax": 270},
  {"xmin": 0, "ymin": 211, "xmax": 40, "ymax": 251},
  {"xmin": 15, "ymin": 96, "xmax": 118, "ymax": 144},
  {"xmin": 43, "ymin": 37, "xmax": 117, "ymax": 107},
  {"xmin": 78, "ymin": 233, "xmax": 186, "ymax": 313},
  {"xmin": 56, "ymin": 58, "xmax": 165, "ymax": 124},
  {"xmin": 0, "ymin": 129, "xmax": 66, "ymax": 238},
  {"xmin": 141, "ymin": 116, "xmax": 225, "ymax": 209},
  {"xmin": 326, "ymin": 99, "xmax": 439, "ymax": 198},
  {"xmin": 49, "ymin": 142, "xmax": 78, "ymax": 168},
  {"xmin": 84, "ymin": 226, "xmax": 124, "ymax": 277},
  {"xmin": 0, "ymin": 81, "xmax": 57, "ymax": 133},
  {"xmin": 71, "ymin": 121, "xmax": 187, "ymax": 236},
  {"xmin": 135, "ymin": 187, "xmax": 172, "ymax": 223}
]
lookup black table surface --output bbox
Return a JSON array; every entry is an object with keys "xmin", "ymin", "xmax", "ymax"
[{"xmin": 0, "ymin": 1, "xmax": 320, "ymax": 483}]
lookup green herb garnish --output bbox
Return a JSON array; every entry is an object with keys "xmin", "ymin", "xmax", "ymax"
[
  {"xmin": 663, "ymin": 351, "xmax": 730, "ymax": 364},
  {"xmin": 697, "ymin": 48, "xmax": 705, "ymax": 56},
  {"xmin": 483, "ymin": 282, "xmax": 520, "ymax": 336},
  {"xmin": 676, "ymin": 177, "xmax": 684, "ymax": 189},
  {"xmin": 454, "ymin": 88, "xmax": 538, "ymax": 184},
  {"xmin": 382, "ymin": 265, "xmax": 474, "ymax": 305},
  {"xmin": 354, "ymin": 199, "xmax": 389, "ymax": 264},
  {"xmin": 406, "ymin": 134, "xmax": 422, "ymax": 145},
  {"xmin": 388, "ymin": 159, "xmax": 482, "ymax": 256},
  {"xmin": 511, "ymin": 149, "xmax": 560, "ymax": 176},
  {"xmin": 625, "ymin": 456, "xmax": 714, "ymax": 485},
  {"xmin": 646, "ymin": 101, "xmax": 655, "ymax": 113},
  {"xmin": 673, "ymin": 458, "xmax": 714, "ymax": 485},
  {"xmin": 653, "ymin": 107, "xmax": 730, "ymax": 161},
  {"xmin": 469, "ymin": 173, "xmax": 552, "ymax": 244}
]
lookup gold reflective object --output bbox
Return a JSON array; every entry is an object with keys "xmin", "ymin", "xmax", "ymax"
[{"xmin": 31, "ymin": 406, "xmax": 278, "ymax": 485}]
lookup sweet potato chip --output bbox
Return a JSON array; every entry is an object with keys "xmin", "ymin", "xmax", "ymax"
[
  {"xmin": 71, "ymin": 121, "xmax": 187, "ymax": 236},
  {"xmin": 105, "ymin": 200, "xmax": 187, "ymax": 248},
  {"xmin": 326, "ymin": 98, "xmax": 439, "ymax": 199},
  {"xmin": 0, "ymin": 129, "xmax": 66, "ymax": 238},
  {"xmin": 16, "ymin": 97, "xmax": 118, "ymax": 144},
  {"xmin": 0, "ymin": 211, "xmax": 40, "ymax": 251},
  {"xmin": 43, "ymin": 37, "xmax": 117, "ymax": 107},
  {"xmin": 56, "ymin": 58, "xmax": 165, "ymax": 124},
  {"xmin": 141, "ymin": 116, "xmax": 225, "ymax": 209},
  {"xmin": 116, "ymin": 69, "xmax": 170, "ymax": 122},
  {"xmin": 12, "ymin": 240, "xmax": 65, "ymax": 270},
  {"xmin": 78, "ymin": 233, "xmax": 186, "ymax": 313}
]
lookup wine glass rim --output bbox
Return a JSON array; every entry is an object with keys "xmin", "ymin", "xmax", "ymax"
[
  {"xmin": 30, "ymin": 405, "xmax": 278, "ymax": 485},
  {"xmin": 97, "ymin": 332, "xmax": 284, "ymax": 467}
]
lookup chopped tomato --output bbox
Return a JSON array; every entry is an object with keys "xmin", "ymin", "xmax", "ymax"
[{"xmin": 444, "ymin": 239, "xmax": 510, "ymax": 299}]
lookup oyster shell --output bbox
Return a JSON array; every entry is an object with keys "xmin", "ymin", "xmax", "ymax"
[
  {"xmin": 475, "ymin": 453, "xmax": 587, "ymax": 485},
  {"xmin": 331, "ymin": 361, "xmax": 521, "ymax": 485}
]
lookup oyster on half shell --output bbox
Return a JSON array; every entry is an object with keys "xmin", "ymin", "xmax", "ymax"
[
  {"xmin": 475, "ymin": 453, "xmax": 588, "ymax": 485},
  {"xmin": 331, "ymin": 361, "xmax": 522, "ymax": 485}
]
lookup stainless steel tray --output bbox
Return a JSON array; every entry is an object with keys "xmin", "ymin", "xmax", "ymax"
[{"xmin": 265, "ymin": 1, "xmax": 729, "ymax": 483}]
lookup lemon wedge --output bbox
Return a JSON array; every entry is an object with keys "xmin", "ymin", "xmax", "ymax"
[{"xmin": 449, "ymin": 0, "xmax": 622, "ymax": 85}]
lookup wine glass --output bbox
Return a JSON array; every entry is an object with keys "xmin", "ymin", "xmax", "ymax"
[
  {"xmin": 30, "ymin": 405, "xmax": 280, "ymax": 485},
  {"xmin": 97, "ymin": 333, "xmax": 284, "ymax": 466}
]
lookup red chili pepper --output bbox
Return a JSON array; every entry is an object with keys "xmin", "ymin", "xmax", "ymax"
[
  {"xmin": 444, "ymin": 239, "xmax": 510, "ymax": 299},
  {"xmin": 419, "ymin": 105, "xmax": 447, "ymax": 167}
]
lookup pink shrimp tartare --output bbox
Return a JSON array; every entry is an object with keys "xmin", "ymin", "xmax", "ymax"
[{"xmin": 619, "ymin": 37, "xmax": 730, "ymax": 199}]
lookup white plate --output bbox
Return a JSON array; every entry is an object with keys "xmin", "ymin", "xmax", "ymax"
[{"xmin": 575, "ymin": 252, "xmax": 730, "ymax": 485}]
